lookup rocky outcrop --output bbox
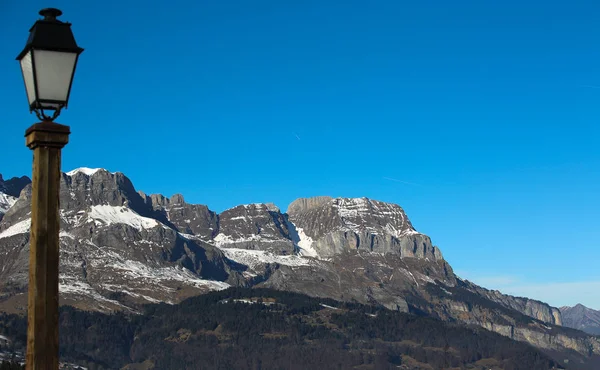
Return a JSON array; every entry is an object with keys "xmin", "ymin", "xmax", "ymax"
[
  {"xmin": 287, "ymin": 196, "xmax": 332, "ymax": 214},
  {"xmin": 288, "ymin": 197, "xmax": 443, "ymax": 260},
  {"xmin": 561, "ymin": 304, "xmax": 600, "ymax": 335},
  {"xmin": 0, "ymin": 174, "xmax": 30, "ymax": 222},
  {"xmin": 0, "ymin": 169, "xmax": 241, "ymax": 312},
  {"xmin": 214, "ymin": 204, "xmax": 295, "ymax": 254},
  {"xmin": 0, "ymin": 174, "xmax": 31, "ymax": 198},
  {"xmin": 0, "ymin": 193, "xmax": 16, "ymax": 222},
  {"xmin": 62, "ymin": 169, "xmax": 151, "ymax": 216},
  {"xmin": 140, "ymin": 192, "xmax": 218, "ymax": 240}
]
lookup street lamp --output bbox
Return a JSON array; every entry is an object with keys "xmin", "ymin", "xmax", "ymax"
[
  {"xmin": 17, "ymin": 8, "xmax": 84, "ymax": 122},
  {"xmin": 16, "ymin": 8, "xmax": 83, "ymax": 370}
]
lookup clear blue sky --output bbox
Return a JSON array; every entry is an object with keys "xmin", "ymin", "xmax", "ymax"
[{"xmin": 1, "ymin": 0, "xmax": 599, "ymax": 309}]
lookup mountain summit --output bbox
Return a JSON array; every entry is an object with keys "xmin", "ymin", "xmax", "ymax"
[{"xmin": 560, "ymin": 304, "xmax": 600, "ymax": 335}]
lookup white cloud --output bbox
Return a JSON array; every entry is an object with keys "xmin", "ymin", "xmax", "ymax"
[{"xmin": 457, "ymin": 272, "xmax": 600, "ymax": 310}]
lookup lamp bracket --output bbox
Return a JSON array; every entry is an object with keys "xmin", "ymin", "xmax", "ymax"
[{"xmin": 34, "ymin": 107, "xmax": 62, "ymax": 122}]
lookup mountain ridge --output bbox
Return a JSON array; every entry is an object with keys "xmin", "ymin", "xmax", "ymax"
[
  {"xmin": 560, "ymin": 304, "xmax": 600, "ymax": 335},
  {"xmin": 1, "ymin": 167, "xmax": 599, "ymax": 359}
]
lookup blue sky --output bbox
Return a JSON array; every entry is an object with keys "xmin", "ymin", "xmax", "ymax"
[{"xmin": 1, "ymin": 0, "xmax": 599, "ymax": 309}]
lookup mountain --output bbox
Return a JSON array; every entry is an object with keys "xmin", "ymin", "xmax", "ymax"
[
  {"xmin": 0, "ymin": 175, "xmax": 30, "ymax": 199},
  {"xmin": 0, "ymin": 175, "xmax": 30, "ymax": 222},
  {"xmin": 0, "ymin": 167, "xmax": 599, "ymax": 363},
  {"xmin": 561, "ymin": 304, "xmax": 600, "ymax": 335},
  {"xmin": 0, "ymin": 288, "xmax": 565, "ymax": 370}
]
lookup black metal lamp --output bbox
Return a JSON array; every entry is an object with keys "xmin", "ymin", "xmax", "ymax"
[{"xmin": 16, "ymin": 8, "xmax": 84, "ymax": 121}]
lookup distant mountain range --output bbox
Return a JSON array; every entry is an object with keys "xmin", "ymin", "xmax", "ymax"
[
  {"xmin": 561, "ymin": 304, "xmax": 600, "ymax": 335},
  {"xmin": 1, "ymin": 167, "xmax": 599, "ymax": 368}
]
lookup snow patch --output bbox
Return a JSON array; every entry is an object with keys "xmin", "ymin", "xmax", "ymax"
[
  {"xmin": 285, "ymin": 218, "xmax": 319, "ymax": 258},
  {"xmin": 59, "ymin": 231, "xmax": 75, "ymax": 239},
  {"xmin": 418, "ymin": 273, "xmax": 437, "ymax": 285},
  {"xmin": 295, "ymin": 227, "xmax": 318, "ymax": 257},
  {"xmin": 213, "ymin": 233, "xmax": 281, "ymax": 246},
  {"xmin": 330, "ymin": 198, "xmax": 420, "ymax": 239},
  {"xmin": 0, "ymin": 218, "xmax": 31, "ymax": 239},
  {"xmin": 320, "ymin": 303, "xmax": 340, "ymax": 310},
  {"xmin": 66, "ymin": 167, "xmax": 105, "ymax": 176},
  {"xmin": 88, "ymin": 205, "xmax": 158, "ymax": 230},
  {"xmin": 105, "ymin": 259, "xmax": 230, "ymax": 291},
  {"xmin": 441, "ymin": 287, "xmax": 453, "ymax": 295},
  {"xmin": 219, "ymin": 248, "xmax": 314, "ymax": 270},
  {"xmin": 100, "ymin": 284, "xmax": 164, "ymax": 304},
  {"xmin": 231, "ymin": 298, "xmax": 276, "ymax": 306},
  {"xmin": 0, "ymin": 193, "xmax": 17, "ymax": 214},
  {"xmin": 59, "ymin": 277, "xmax": 129, "ymax": 310}
]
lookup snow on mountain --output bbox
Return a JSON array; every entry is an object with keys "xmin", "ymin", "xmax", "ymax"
[
  {"xmin": 295, "ymin": 227, "xmax": 318, "ymax": 257},
  {"xmin": 332, "ymin": 197, "xmax": 419, "ymax": 237},
  {"xmin": 219, "ymin": 248, "xmax": 315, "ymax": 270},
  {"xmin": 66, "ymin": 167, "xmax": 106, "ymax": 176},
  {"xmin": 213, "ymin": 233, "xmax": 278, "ymax": 246},
  {"xmin": 0, "ymin": 218, "xmax": 31, "ymax": 240},
  {"xmin": 0, "ymin": 193, "xmax": 17, "ymax": 215},
  {"xmin": 88, "ymin": 205, "xmax": 159, "ymax": 230},
  {"xmin": 285, "ymin": 218, "xmax": 319, "ymax": 258},
  {"xmin": 3, "ymin": 170, "xmax": 594, "ymax": 359}
]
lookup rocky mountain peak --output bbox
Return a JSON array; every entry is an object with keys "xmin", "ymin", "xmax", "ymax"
[
  {"xmin": 60, "ymin": 168, "xmax": 152, "ymax": 217},
  {"xmin": 170, "ymin": 194, "xmax": 185, "ymax": 205},
  {"xmin": 215, "ymin": 203, "xmax": 294, "ymax": 254},
  {"xmin": 0, "ymin": 173, "xmax": 31, "ymax": 198},
  {"xmin": 65, "ymin": 167, "xmax": 105, "ymax": 177},
  {"xmin": 287, "ymin": 196, "xmax": 333, "ymax": 214},
  {"xmin": 286, "ymin": 196, "xmax": 441, "ymax": 260},
  {"xmin": 288, "ymin": 196, "xmax": 416, "ymax": 238},
  {"xmin": 0, "ymin": 193, "xmax": 17, "ymax": 222},
  {"xmin": 0, "ymin": 174, "xmax": 31, "ymax": 222},
  {"xmin": 560, "ymin": 304, "xmax": 600, "ymax": 335}
]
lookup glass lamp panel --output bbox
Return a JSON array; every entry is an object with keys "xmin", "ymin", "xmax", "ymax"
[
  {"xmin": 19, "ymin": 51, "xmax": 36, "ymax": 106},
  {"xmin": 32, "ymin": 49, "xmax": 77, "ymax": 107}
]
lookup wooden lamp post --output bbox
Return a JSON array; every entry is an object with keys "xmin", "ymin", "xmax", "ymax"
[{"xmin": 16, "ymin": 8, "xmax": 83, "ymax": 370}]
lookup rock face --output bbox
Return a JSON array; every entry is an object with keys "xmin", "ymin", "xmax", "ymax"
[
  {"xmin": 561, "ymin": 304, "xmax": 600, "ymax": 335},
  {"xmin": 140, "ymin": 192, "xmax": 218, "ymax": 239},
  {"xmin": 0, "ymin": 168, "xmax": 598, "ymax": 359},
  {"xmin": 0, "ymin": 193, "xmax": 17, "ymax": 222},
  {"xmin": 0, "ymin": 168, "xmax": 240, "ymax": 312},
  {"xmin": 0, "ymin": 174, "xmax": 31, "ymax": 198},
  {"xmin": 288, "ymin": 197, "xmax": 443, "ymax": 260},
  {"xmin": 214, "ymin": 203, "xmax": 295, "ymax": 255},
  {"xmin": 0, "ymin": 174, "xmax": 30, "ymax": 222}
]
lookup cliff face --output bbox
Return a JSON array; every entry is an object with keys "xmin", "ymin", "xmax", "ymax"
[
  {"xmin": 405, "ymin": 281, "xmax": 599, "ymax": 357},
  {"xmin": 288, "ymin": 197, "xmax": 443, "ymax": 260}
]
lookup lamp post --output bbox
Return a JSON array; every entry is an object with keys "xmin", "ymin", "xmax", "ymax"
[{"xmin": 16, "ymin": 8, "xmax": 83, "ymax": 370}]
